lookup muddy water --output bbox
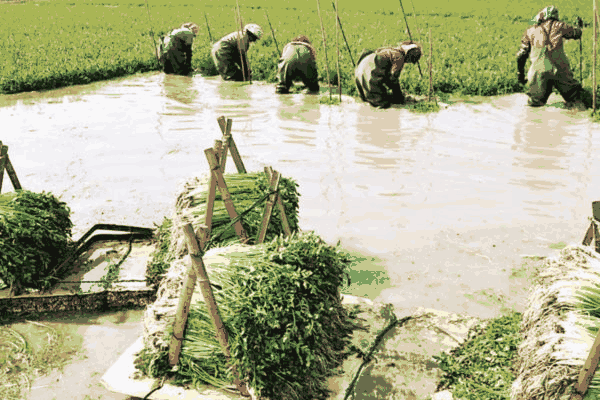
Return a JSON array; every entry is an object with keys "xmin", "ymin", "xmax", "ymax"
[
  {"xmin": 2, "ymin": 73, "xmax": 599, "ymax": 323},
  {"xmin": 4, "ymin": 310, "xmax": 144, "ymax": 400}
]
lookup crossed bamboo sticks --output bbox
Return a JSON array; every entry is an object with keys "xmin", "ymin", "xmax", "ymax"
[{"xmin": 168, "ymin": 116, "xmax": 293, "ymax": 396}]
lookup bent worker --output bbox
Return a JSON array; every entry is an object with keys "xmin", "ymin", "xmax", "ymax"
[
  {"xmin": 211, "ymin": 24, "xmax": 263, "ymax": 81},
  {"xmin": 516, "ymin": 6, "xmax": 585, "ymax": 107},
  {"xmin": 276, "ymin": 35, "xmax": 319, "ymax": 94},
  {"xmin": 354, "ymin": 41, "xmax": 422, "ymax": 109},
  {"xmin": 158, "ymin": 22, "xmax": 200, "ymax": 76}
]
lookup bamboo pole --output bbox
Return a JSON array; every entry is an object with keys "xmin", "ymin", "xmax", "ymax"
[
  {"xmin": 570, "ymin": 326, "xmax": 600, "ymax": 400},
  {"xmin": 594, "ymin": 0, "xmax": 597, "ymax": 113},
  {"xmin": 409, "ymin": 0, "xmax": 420, "ymax": 40},
  {"xmin": 204, "ymin": 141, "xmax": 222, "ymax": 238},
  {"xmin": 168, "ymin": 224, "xmax": 208, "ymax": 367},
  {"xmin": 256, "ymin": 169, "xmax": 280, "ymax": 244},
  {"xmin": 205, "ymin": 148, "xmax": 249, "ymax": 242},
  {"xmin": 331, "ymin": 2, "xmax": 355, "ymax": 67},
  {"xmin": 234, "ymin": 3, "xmax": 247, "ymax": 82},
  {"xmin": 180, "ymin": 224, "xmax": 250, "ymax": 396},
  {"xmin": 335, "ymin": 0, "xmax": 341, "ymax": 101},
  {"xmin": 398, "ymin": 0, "xmax": 423, "ymax": 77},
  {"xmin": 429, "ymin": 28, "xmax": 433, "ymax": 102},
  {"xmin": 143, "ymin": 0, "xmax": 160, "ymax": 65},
  {"xmin": 264, "ymin": 9, "xmax": 280, "ymax": 55},
  {"xmin": 316, "ymin": 0, "xmax": 332, "ymax": 99},
  {"xmin": 0, "ymin": 143, "xmax": 7, "ymax": 194},
  {"xmin": 265, "ymin": 166, "xmax": 292, "ymax": 236},
  {"xmin": 204, "ymin": 12, "xmax": 213, "ymax": 43}
]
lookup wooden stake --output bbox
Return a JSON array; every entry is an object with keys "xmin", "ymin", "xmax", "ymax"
[
  {"xmin": 264, "ymin": 9, "xmax": 280, "ymax": 55},
  {"xmin": 205, "ymin": 148, "xmax": 248, "ymax": 242},
  {"xmin": 168, "ymin": 224, "xmax": 208, "ymax": 367},
  {"xmin": 331, "ymin": 2, "xmax": 355, "ymax": 67},
  {"xmin": 570, "ymin": 326, "xmax": 600, "ymax": 400},
  {"xmin": 429, "ymin": 28, "xmax": 433, "ymax": 102},
  {"xmin": 256, "ymin": 169, "xmax": 280, "ymax": 243},
  {"xmin": 594, "ymin": 0, "xmax": 597, "ymax": 113},
  {"xmin": 265, "ymin": 166, "xmax": 292, "ymax": 237},
  {"xmin": 216, "ymin": 116, "xmax": 246, "ymax": 173},
  {"xmin": 234, "ymin": 3, "xmax": 248, "ymax": 82},
  {"xmin": 204, "ymin": 12, "xmax": 213, "ymax": 43},
  {"xmin": 178, "ymin": 224, "xmax": 250, "ymax": 396},
  {"xmin": 316, "ymin": 0, "xmax": 332, "ymax": 99},
  {"xmin": 204, "ymin": 141, "xmax": 222, "ymax": 237},
  {"xmin": 335, "ymin": 0, "xmax": 341, "ymax": 102},
  {"xmin": 0, "ymin": 142, "xmax": 7, "ymax": 194},
  {"xmin": 583, "ymin": 221, "xmax": 595, "ymax": 246}
]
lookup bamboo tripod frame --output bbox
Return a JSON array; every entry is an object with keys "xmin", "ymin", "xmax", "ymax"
[
  {"xmin": 0, "ymin": 141, "xmax": 22, "ymax": 194},
  {"xmin": 167, "ymin": 117, "xmax": 293, "ymax": 393}
]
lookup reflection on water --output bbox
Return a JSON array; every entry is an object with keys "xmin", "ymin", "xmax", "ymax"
[{"xmin": 2, "ymin": 74, "xmax": 600, "ymax": 318}]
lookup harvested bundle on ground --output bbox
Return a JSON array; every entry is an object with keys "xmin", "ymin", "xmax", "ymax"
[
  {"xmin": 170, "ymin": 172, "xmax": 300, "ymax": 256},
  {"xmin": 0, "ymin": 190, "xmax": 73, "ymax": 295},
  {"xmin": 511, "ymin": 245, "xmax": 600, "ymax": 400},
  {"xmin": 135, "ymin": 232, "xmax": 359, "ymax": 400}
]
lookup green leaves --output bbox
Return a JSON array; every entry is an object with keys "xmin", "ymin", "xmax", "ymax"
[
  {"xmin": 434, "ymin": 312, "xmax": 523, "ymax": 400},
  {"xmin": 0, "ymin": 190, "xmax": 73, "ymax": 294}
]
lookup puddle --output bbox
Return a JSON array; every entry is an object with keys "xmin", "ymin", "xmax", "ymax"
[
  {"xmin": 1, "ymin": 72, "xmax": 599, "ymax": 325},
  {"xmin": 1, "ymin": 310, "xmax": 143, "ymax": 400}
]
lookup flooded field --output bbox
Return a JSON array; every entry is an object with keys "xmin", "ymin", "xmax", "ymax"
[{"xmin": 1, "ymin": 72, "xmax": 599, "ymax": 322}]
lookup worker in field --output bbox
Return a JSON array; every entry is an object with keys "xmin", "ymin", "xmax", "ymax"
[
  {"xmin": 158, "ymin": 22, "xmax": 200, "ymax": 76},
  {"xmin": 211, "ymin": 24, "xmax": 263, "ymax": 81},
  {"xmin": 275, "ymin": 35, "xmax": 319, "ymax": 94},
  {"xmin": 516, "ymin": 6, "xmax": 587, "ymax": 107},
  {"xmin": 354, "ymin": 41, "xmax": 422, "ymax": 109}
]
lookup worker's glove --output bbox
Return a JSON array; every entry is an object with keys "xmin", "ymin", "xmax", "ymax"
[{"xmin": 575, "ymin": 16, "xmax": 584, "ymax": 29}]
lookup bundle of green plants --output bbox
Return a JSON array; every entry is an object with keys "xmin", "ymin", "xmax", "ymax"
[
  {"xmin": 146, "ymin": 216, "xmax": 174, "ymax": 288},
  {"xmin": 176, "ymin": 172, "xmax": 299, "ymax": 248},
  {"xmin": 0, "ymin": 190, "xmax": 73, "ymax": 295},
  {"xmin": 434, "ymin": 311, "xmax": 522, "ymax": 400},
  {"xmin": 136, "ymin": 231, "xmax": 360, "ymax": 399}
]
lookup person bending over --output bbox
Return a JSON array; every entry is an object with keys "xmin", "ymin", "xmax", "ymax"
[
  {"xmin": 354, "ymin": 41, "xmax": 422, "ymax": 109},
  {"xmin": 275, "ymin": 35, "xmax": 319, "ymax": 94},
  {"xmin": 159, "ymin": 22, "xmax": 200, "ymax": 76},
  {"xmin": 211, "ymin": 24, "xmax": 263, "ymax": 81}
]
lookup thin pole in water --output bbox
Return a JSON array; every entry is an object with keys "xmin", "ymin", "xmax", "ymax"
[
  {"xmin": 335, "ymin": 0, "xmax": 341, "ymax": 101},
  {"xmin": 331, "ymin": 1, "xmax": 355, "ymax": 68},
  {"xmin": 204, "ymin": 12, "xmax": 213, "ymax": 43},
  {"xmin": 264, "ymin": 9, "xmax": 280, "ymax": 55},
  {"xmin": 398, "ymin": 0, "xmax": 423, "ymax": 77},
  {"xmin": 594, "ymin": 0, "xmax": 597, "ymax": 113},
  {"xmin": 429, "ymin": 28, "xmax": 433, "ymax": 102},
  {"xmin": 143, "ymin": 0, "xmax": 160, "ymax": 65},
  {"xmin": 316, "ymin": 0, "xmax": 332, "ymax": 99},
  {"xmin": 234, "ymin": 1, "xmax": 248, "ymax": 82}
]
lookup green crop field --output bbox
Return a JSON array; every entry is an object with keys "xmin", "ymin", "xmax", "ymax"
[{"xmin": 0, "ymin": 0, "xmax": 595, "ymax": 97}]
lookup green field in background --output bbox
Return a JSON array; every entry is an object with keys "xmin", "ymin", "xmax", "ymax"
[{"xmin": 0, "ymin": 0, "xmax": 595, "ymax": 96}]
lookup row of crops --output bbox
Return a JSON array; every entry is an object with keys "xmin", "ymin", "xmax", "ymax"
[{"xmin": 0, "ymin": 0, "xmax": 596, "ymax": 96}]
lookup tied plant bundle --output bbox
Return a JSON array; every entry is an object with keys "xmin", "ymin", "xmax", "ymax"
[
  {"xmin": 170, "ymin": 171, "xmax": 300, "ymax": 254},
  {"xmin": 137, "ymin": 231, "xmax": 360, "ymax": 400},
  {"xmin": 511, "ymin": 245, "xmax": 600, "ymax": 400},
  {"xmin": 0, "ymin": 190, "xmax": 73, "ymax": 295}
]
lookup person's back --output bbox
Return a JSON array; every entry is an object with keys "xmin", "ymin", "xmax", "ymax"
[
  {"xmin": 160, "ymin": 23, "xmax": 199, "ymax": 75},
  {"xmin": 276, "ymin": 36, "xmax": 319, "ymax": 93}
]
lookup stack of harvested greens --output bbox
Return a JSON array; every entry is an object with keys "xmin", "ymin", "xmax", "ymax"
[
  {"xmin": 145, "ymin": 171, "xmax": 300, "ymax": 289},
  {"xmin": 170, "ymin": 171, "xmax": 300, "ymax": 255},
  {"xmin": 136, "ymin": 232, "xmax": 360, "ymax": 400},
  {"xmin": 0, "ymin": 190, "xmax": 73, "ymax": 295},
  {"xmin": 511, "ymin": 245, "xmax": 600, "ymax": 400}
]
